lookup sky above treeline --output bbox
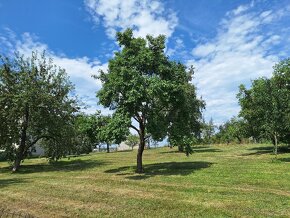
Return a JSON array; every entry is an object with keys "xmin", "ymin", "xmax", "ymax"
[{"xmin": 0, "ymin": 0, "xmax": 289, "ymax": 125}]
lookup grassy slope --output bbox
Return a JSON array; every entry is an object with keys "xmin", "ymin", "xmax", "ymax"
[{"xmin": 0, "ymin": 144, "xmax": 289, "ymax": 217}]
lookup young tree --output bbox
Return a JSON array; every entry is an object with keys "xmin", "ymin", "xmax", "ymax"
[
  {"xmin": 72, "ymin": 113, "xmax": 102, "ymax": 155},
  {"xmin": 0, "ymin": 52, "xmax": 78, "ymax": 171},
  {"xmin": 96, "ymin": 29, "xmax": 204, "ymax": 173},
  {"xmin": 201, "ymin": 118, "xmax": 215, "ymax": 144},
  {"xmin": 98, "ymin": 112, "xmax": 130, "ymax": 153},
  {"xmin": 215, "ymin": 117, "xmax": 248, "ymax": 144},
  {"xmin": 126, "ymin": 134, "xmax": 139, "ymax": 150}
]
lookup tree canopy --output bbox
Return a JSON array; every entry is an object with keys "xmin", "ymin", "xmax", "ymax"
[
  {"xmin": 0, "ymin": 52, "xmax": 79, "ymax": 171},
  {"xmin": 237, "ymin": 58, "xmax": 290, "ymax": 154},
  {"xmin": 96, "ymin": 29, "xmax": 204, "ymax": 173}
]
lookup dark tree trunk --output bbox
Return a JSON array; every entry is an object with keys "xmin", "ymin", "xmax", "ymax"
[
  {"xmin": 13, "ymin": 105, "xmax": 29, "ymax": 172},
  {"xmin": 178, "ymin": 145, "xmax": 184, "ymax": 152},
  {"xmin": 237, "ymin": 136, "xmax": 242, "ymax": 144},
  {"xmin": 136, "ymin": 122, "xmax": 145, "ymax": 173},
  {"xmin": 106, "ymin": 143, "xmax": 110, "ymax": 153}
]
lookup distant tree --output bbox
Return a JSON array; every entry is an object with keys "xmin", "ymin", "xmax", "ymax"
[
  {"xmin": 0, "ymin": 52, "xmax": 79, "ymax": 171},
  {"xmin": 201, "ymin": 118, "xmax": 215, "ymax": 144},
  {"xmin": 237, "ymin": 58, "xmax": 290, "ymax": 155},
  {"xmin": 98, "ymin": 113, "xmax": 130, "ymax": 153},
  {"xmin": 72, "ymin": 113, "xmax": 102, "ymax": 155},
  {"xmin": 126, "ymin": 134, "xmax": 139, "ymax": 150},
  {"xmin": 215, "ymin": 117, "xmax": 248, "ymax": 144},
  {"xmin": 96, "ymin": 29, "xmax": 204, "ymax": 173}
]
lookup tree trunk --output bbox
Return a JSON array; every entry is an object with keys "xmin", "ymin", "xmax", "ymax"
[
  {"xmin": 136, "ymin": 122, "xmax": 145, "ymax": 173},
  {"xmin": 13, "ymin": 105, "xmax": 29, "ymax": 172},
  {"xmin": 273, "ymin": 132, "xmax": 278, "ymax": 157},
  {"xmin": 106, "ymin": 143, "xmax": 110, "ymax": 153},
  {"xmin": 178, "ymin": 145, "xmax": 184, "ymax": 152},
  {"xmin": 237, "ymin": 136, "xmax": 242, "ymax": 144}
]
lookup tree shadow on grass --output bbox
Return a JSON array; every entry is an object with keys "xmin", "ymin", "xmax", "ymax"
[
  {"xmin": 0, "ymin": 178, "xmax": 28, "ymax": 188},
  {"xmin": 277, "ymin": 157, "xmax": 290, "ymax": 162},
  {"xmin": 105, "ymin": 161, "xmax": 213, "ymax": 180},
  {"xmin": 161, "ymin": 148, "xmax": 222, "ymax": 154},
  {"xmin": 242, "ymin": 145, "xmax": 290, "ymax": 156},
  {"xmin": 0, "ymin": 159, "xmax": 107, "ymax": 174}
]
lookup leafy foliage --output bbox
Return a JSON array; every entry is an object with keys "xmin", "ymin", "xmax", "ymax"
[
  {"xmin": 96, "ymin": 29, "xmax": 204, "ymax": 172},
  {"xmin": 214, "ymin": 117, "xmax": 248, "ymax": 144},
  {"xmin": 237, "ymin": 58, "xmax": 290, "ymax": 154},
  {"xmin": 126, "ymin": 134, "xmax": 139, "ymax": 150},
  {"xmin": 0, "ymin": 51, "xmax": 79, "ymax": 170}
]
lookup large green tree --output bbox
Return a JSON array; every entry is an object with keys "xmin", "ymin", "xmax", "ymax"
[
  {"xmin": 0, "ymin": 52, "xmax": 78, "ymax": 171},
  {"xmin": 96, "ymin": 29, "xmax": 204, "ymax": 173},
  {"xmin": 237, "ymin": 58, "xmax": 290, "ymax": 154}
]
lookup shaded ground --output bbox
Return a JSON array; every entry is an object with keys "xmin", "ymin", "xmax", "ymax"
[{"xmin": 105, "ymin": 161, "xmax": 213, "ymax": 180}]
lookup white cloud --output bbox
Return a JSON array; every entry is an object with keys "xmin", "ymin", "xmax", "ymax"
[
  {"xmin": 189, "ymin": 3, "xmax": 290, "ymax": 125},
  {"xmin": 166, "ymin": 37, "xmax": 185, "ymax": 57},
  {"xmin": 0, "ymin": 30, "xmax": 107, "ymax": 114},
  {"xmin": 84, "ymin": 0, "xmax": 178, "ymax": 39}
]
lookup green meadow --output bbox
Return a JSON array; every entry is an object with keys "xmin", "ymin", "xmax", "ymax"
[{"xmin": 0, "ymin": 143, "xmax": 289, "ymax": 217}]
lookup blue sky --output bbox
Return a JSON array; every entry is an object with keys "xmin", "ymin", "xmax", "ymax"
[{"xmin": 0, "ymin": 0, "xmax": 290, "ymax": 125}]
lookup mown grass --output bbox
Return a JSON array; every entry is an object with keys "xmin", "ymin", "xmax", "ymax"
[{"xmin": 0, "ymin": 144, "xmax": 289, "ymax": 217}]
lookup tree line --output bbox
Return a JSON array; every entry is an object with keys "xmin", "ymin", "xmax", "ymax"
[
  {"xmin": 200, "ymin": 59, "xmax": 290, "ymax": 155},
  {"xmin": 0, "ymin": 28, "xmax": 289, "ymax": 172}
]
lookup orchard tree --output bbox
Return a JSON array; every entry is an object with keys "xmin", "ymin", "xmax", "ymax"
[
  {"xmin": 201, "ymin": 118, "xmax": 215, "ymax": 144},
  {"xmin": 0, "ymin": 52, "xmax": 78, "ymax": 171},
  {"xmin": 96, "ymin": 29, "xmax": 204, "ymax": 173},
  {"xmin": 237, "ymin": 58, "xmax": 290, "ymax": 155},
  {"xmin": 126, "ymin": 134, "xmax": 139, "ymax": 150},
  {"xmin": 98, "ymin": 112, "xmax": 130, "ymax": 153},
  {"xmin": 215, "ymin": 117, "xmax": 248, "ymax": 144},
  {"xmin": 272, "ymin": 58, "xmax": 290, "ymax": 145},
  {"xmin": 71, "ymin": 113, "xmax": 102, "ymax": 155}
]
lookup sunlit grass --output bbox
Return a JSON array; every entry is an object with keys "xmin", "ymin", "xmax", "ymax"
[{"xmin": 0, "ymin": 144, "xmax": 289, "ymax": 217}]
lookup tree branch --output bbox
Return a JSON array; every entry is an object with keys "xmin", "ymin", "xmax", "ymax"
[
  {"xmin": 27, "ymin": 135, "xmax": 55, "ymax": 149},
  {"xmin": 133, "ymin": 116, "xmax": 140, "ymax": 123},
  {"xmin": 135, "ymin": 113, "xmax": 142, "ymax": 122},
  {"xmin": 130, "ymin": 125, "xmax": 140, "ymax": 135}
]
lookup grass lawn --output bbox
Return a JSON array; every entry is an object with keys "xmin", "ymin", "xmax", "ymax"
[{"xmin": 0, "ymin": 143, "xmax": 289, "ymax": 217}]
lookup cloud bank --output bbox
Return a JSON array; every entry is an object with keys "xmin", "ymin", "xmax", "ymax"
[
  {"xmin": 188, "ymin": 3, "xmax": 290, "ymax": 124},
  {"xmin": 84, "ymin": 0, "xmax": 178, "ymax": 38}
]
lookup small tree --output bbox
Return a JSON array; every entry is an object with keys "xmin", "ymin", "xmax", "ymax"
[
  {"xmin": 126, "ymin": 134, "xmax": 139, "ymax": 150},
  {"xmin": 0, "ymin": 51, "xmax": 78, "ymax": 171},
  {"xmin": 98, "ymin": 112, "xmax": 130, "ymax": 153},
  {"xmin": 72, "ymin": 113, "xmax": 102, "ymax": 155},
  {"xmin": 215, "ymin": 117, "xmax": 248, "ymax": 144},
  {"xmin": 201, "ymin": 118, "xmax": 215, "ymax": 144},
  {"xmin": 96, "ymin": 29, "xmax": 204, "ymax": 173}
]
